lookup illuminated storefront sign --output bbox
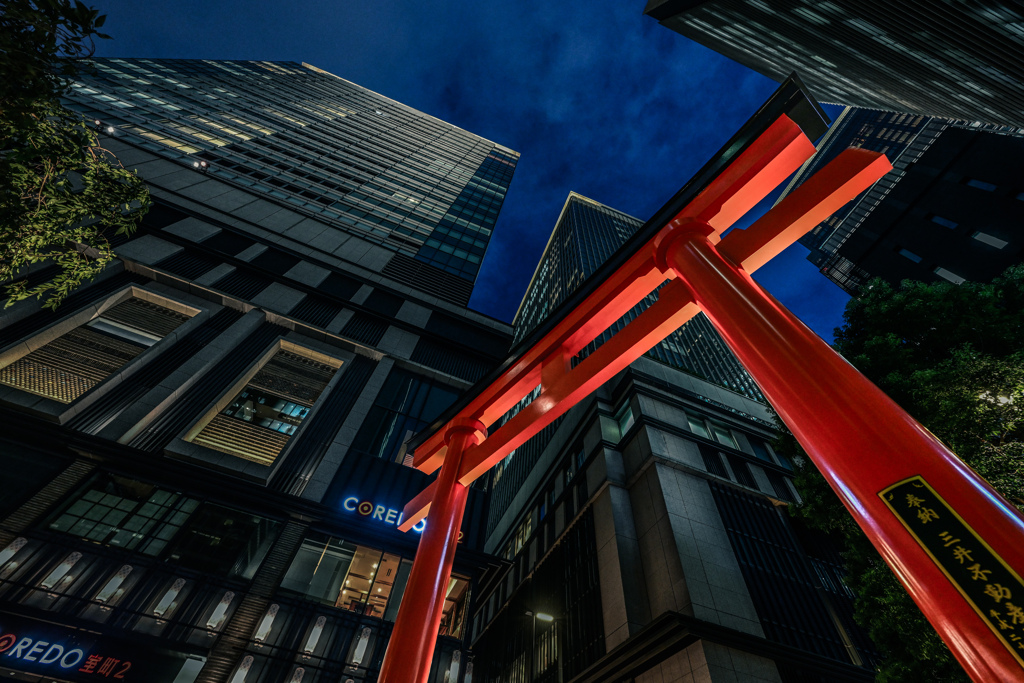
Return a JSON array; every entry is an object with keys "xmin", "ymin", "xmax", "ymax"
[
  {"xmin": 0, "ymin": 613, "xmax": 201, "ymax": 683},
  {"xmin": 343, "ymin": 497, "xmax": 427, "ymax": 532}
]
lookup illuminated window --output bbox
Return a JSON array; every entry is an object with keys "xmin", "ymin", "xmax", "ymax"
[
  {"xmin": 279, "ymin": 533, "xmax": 471, "ymax": 636},
  {"xmin": 188, "ymin": 345, "xmax": 341, "ymax": 466},
  {"xmin": 972, "ymin": 231, "xmax": 1008, "ymax": 249},
  {"xmin": 0, "ymin": 296, "xmax": 193, "ymax": 403},
  {"xmin": 934, "ymin": 267, "xmax": 966, "ymax": 284}
]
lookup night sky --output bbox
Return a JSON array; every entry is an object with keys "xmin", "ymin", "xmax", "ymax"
[{"xmin": 91, "ymin": 0, "xmax": 854, "ymax": 341}]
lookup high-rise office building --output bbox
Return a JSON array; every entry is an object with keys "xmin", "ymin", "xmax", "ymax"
[
  {"xmin": 514, "ymin": 193, "xmax": 764, "ymax": 401},
  {"xmin": 775, "ymin": 106, "xmax": 1024, "ymax": 292},
  {"xmin": 471, "ymin": 196, "xmax": 876, "ymax": 681},
  {"xmin": 643, "ymin": 0, "xmax": 1024, "ymax": 129},
  {"xmin": 0, "ymin": 59, "xmax": 517, "ymax": 682},
  {"xmin": 65, "ymin": 59, "xmax": 518, "ymax": 306}
]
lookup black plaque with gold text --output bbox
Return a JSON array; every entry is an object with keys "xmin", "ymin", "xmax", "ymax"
[{"xmin": 880, "ymin": 475, "xmax": 1024, "ymax": 668}]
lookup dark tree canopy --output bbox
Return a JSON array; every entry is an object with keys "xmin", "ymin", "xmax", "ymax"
[
  {"xmin": 1, "ymin": 0, "xmax": 149, "ymax": 309},
  {"xmin": 781, "ymin": 266, "xmax": 1024, "ymax": 683}
]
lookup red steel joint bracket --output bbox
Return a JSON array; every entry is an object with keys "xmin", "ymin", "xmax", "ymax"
[{"xmin": 653, "ymin": 219, "xmax": 718, "ymax": 277}]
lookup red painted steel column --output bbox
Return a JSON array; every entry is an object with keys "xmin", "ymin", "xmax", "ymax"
[
  {"xmin": 659, "ymin": 224, "xmax": 1024, "ymax": 682},
  {"xmin": 378, "ymin": 418, "xmax": 485, "ymax": 683}
]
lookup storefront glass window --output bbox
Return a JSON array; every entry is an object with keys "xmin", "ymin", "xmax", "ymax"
[
  {"xmin": 281, "ymin": 533, "xmax": 470, "ymax": 635},
  {"xmin": 167, "ymin": 504, "xmax": 280, "ymax": 578}
]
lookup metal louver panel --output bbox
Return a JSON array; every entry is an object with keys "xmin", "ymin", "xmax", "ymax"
[
  {"xmin": 0, "ymin": 271, "xmax": 144, "ymax": 350},
  {"xmin": 248, "ymin": 352, "xmax": 336, "ymax": 405},
  {"xmin": 289, "ymin": 295, "xmax": 341, "ymax": 329},
  {"xmin": 0, "ymin": 327, "xmax": 145, "ymax": 403},
  {"xmin": 212, "ymin": 270, "xmax": 272, "ymax": 300},
  {"xmin": 0, "ymin": 297, "xmax": 190, "ymax": 404},
  {"xmin": 340, "ymin": 312, "xmax": 387, "ymax": 346},
  {"xmin": 192, "ymin": 414, "xmax": 291, "ymax": 465},
  {"xmin": 381, "ymin": 253, "xmax": 472, "ymax": 307},
  {"xmin": 154, "ymin": 250, "xmax": 220, "ymax": 280},
  {"xmin": 128, "ymin": 323, "xmax": 283, "ymax": 452},
  {"xmin": 410, "ymin": 337, "xmax": 492, "ymax": 382},
  {"xmin": 101, "ymin": 298, "xmax": 191, "ymax": 337},
  {"xmin": 68, "ymin": 308, "xmax": 243, "ymax": 435}
]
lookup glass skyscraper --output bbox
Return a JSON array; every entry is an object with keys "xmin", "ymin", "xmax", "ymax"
[
  {"xmin": 774, "ymin": 106, "xmax": 1024, "ymax": 292},
  {"xmin": 65, "ymin": 59, "xmax": 518, "ymax": 305},
  {"xmin": 0, "ymin": 59, "xmax": 519, "ymax": 683},
  {"xmin": 514, "ymin": 192, "xmax": 764, "ymax": 401},
  {"xmin": 644, "ymin": 0, "xmax": 1024, "ymax": 129}
]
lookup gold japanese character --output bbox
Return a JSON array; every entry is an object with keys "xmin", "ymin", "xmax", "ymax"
[
  {"xmin": 938, "ymin": 531, "xmax": 961, "ymax": 548},
  {"xmin": 906, "ymin": 494, "xmax": 925, "ymax": 508},
  {"xmin": 990, "ymin": 609, "xmax": 1011, "ymax": 631},
  {"xmin": 1005, "ymin": 602, "xmax": 1024, "ymax": 625},
  {"xmin": 968, "ymin": 563, "xmax": 992, "ymax": 582},
  {"xmin": 985, "ymin": 583, "xmax": 1012, "ymax": 603},
  {"xmin": 916, "ymin": 507, "xmax": 939, "ymax": 524},
  {"xmin": 952, "ymin": 546, "xmax": 974, "ymax": 564}
]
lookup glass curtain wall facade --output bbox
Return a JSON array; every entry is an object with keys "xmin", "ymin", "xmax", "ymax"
[
  {"xmin": 514, "ymin": 192, "xmax": 763, "ymax": 401},
  {"xmin": 644, "ymin": 0, "xmax": 1024, "ymax": 129},
  {"xmin": 66, "ymin": 59, "xmax": 518, "ymax": 306}
]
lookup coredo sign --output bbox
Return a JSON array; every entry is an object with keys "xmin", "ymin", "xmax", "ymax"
[
  {"xmin": 0, "ymin": 612, "xmax": 201, "ymax": 683},
  {"xmin": 342, "ymin": 496, "xmax": 427, "ymax": 532}
]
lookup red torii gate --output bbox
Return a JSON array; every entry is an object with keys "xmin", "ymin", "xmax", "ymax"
[{"xmin": 377, "ymin": 82, "xmax": 1024, "ymax": 683}]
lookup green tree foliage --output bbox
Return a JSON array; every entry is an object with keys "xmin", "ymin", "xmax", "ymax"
[
  {"xmin": 779, "ymin": 266, "xmax": 1024, "ymax": 682},
  {"xmin": 1, "ymin": 0, "xmax": 149, "ymax": 309}
]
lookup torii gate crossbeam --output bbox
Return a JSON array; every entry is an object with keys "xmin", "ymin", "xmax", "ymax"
[{"xmin": 377, "ymin": 81, "xmax": 1024, "ymax": 683}]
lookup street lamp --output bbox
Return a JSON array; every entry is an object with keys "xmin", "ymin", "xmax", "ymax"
[{"xmin": 525, "ymin": 610, "xmax": 558, "ymax": 682}]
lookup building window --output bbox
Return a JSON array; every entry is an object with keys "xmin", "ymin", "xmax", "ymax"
[
  {"xmin": 347, "ymin": 367, "xmax": 460, "ymax": 465},
  {"xmin": 688, "ymin": 413, "xmax": 738, "ymax": 449},
  {"xmin": 279, "ymin": 533, "xmax": 471, "ymax": 637},
  {"xmin": 188, "ymin": 344, "xmax": 341, "ymax": 466},
  {"xmin": 972, "ymin": 231, "xmax": 1009, "ymax": 249},
  {"xmin": 505, "ymin": 515, "xmax": 533, "ymax": 560},
  {"xmin": 898, "ymin": 248, "xmax": 923, "ymax": 263},
  {"xmin": 686, "ymin": 413, "xmax": 711, "ymax": 439},
  {"xmin": 47, "ymin": 474, "xmax": 279, "ymax": 578},
  {"xmin": 710, "ymin": 421, "xmax": 739, "ymax": 449},
  {"xmin": 614, "ymin": 401, "xmax": 635, "ymax": 438},
  {"xmin": 750, "ymin": 439, "xmax": 774, "ymax": 463},
  {"xmin": 934, "ymin": 267, "xmax": 966, "ymax": 285},
  {"xmin": 929, "ymin": 215, "xmax": 958, "ymax": 229},
  {"xmin": 965, "ymin": 178, "xmax": 997, "ymax": 191},
  {"xmin": 0, "ymin": 296, "xmax": 193, "ymax": 403}
]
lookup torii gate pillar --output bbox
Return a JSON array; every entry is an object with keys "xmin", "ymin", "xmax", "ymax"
[{"xmin": 377, "ymin": 80, "xmax": 1024, "ymax": 683}]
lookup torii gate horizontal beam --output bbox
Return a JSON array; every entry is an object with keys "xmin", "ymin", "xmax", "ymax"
[
  {"xmin": 398, "ymin": 123, "xmax": 888, "ymax": 530},
  {"xmin": 378, "ymin": 78, "xmax": 1024, "ymax": 683}
]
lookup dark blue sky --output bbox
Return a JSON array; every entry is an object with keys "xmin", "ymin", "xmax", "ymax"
[{"xmin": 92, "ymin": 0, "xmax": 853, "ymax": 341}]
